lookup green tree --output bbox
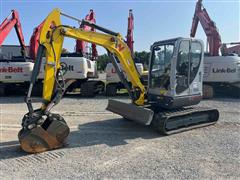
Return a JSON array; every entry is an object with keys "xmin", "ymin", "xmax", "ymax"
[
  {"xmin": 96, "ymin": 51, "xmax": 151, "ymax": 71},
  {"xmin": 134, "ymin": 51, "xmax": 150, "ymax": 70},
  {"xmin": 97, "ymin": 54, "xmax": 111, "ymax": 71}
]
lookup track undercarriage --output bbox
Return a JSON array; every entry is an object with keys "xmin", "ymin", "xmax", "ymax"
[
  {"xmin": 151, "ymin": 106, "xmax": 219, "ymax": 134},
  {"xmin": 107, "ymin": 100, "xmax": 219, "ymax": 135}
]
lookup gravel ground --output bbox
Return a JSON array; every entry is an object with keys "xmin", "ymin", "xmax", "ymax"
[{"xmin": 0, "ymin": 95, "xmax": 239, "ymax": 179}]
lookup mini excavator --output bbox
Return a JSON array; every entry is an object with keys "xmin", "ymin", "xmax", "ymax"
[{"xmin": 19, "ymin": 9, "xmax": 219, "ymax": 153}]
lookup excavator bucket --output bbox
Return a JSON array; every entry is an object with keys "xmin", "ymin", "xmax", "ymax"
[
  {"xmin": 106, "ymin": 99, "xmax": 154, "ymax": 125},
  {"xmin": 18, "ymin": 114, "xmax": 69, "ymax": 153}
]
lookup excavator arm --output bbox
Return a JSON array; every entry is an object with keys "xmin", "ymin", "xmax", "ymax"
[
  {"xmin": 190, "ymin": 0, "xmax": 221, "ymax": 56},
  {"xmin": 19, "ymin": 9, "xmax": 146, "ymax": 153},
  {"xmin": 38, "ymin": 9, "xmax": 145, "ymax": 107},
  {"xmin": 0, "ymin": 10, "xmax": 26, "ymax": 57}
]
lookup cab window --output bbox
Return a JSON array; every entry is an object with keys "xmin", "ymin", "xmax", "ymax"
[
  {"xmin": 176, "ymin": 40, "xmax": 190, "ymax": 94},
  {"xmin": 190, "ymin": 41, "xmax": 202, "ymax": 83},
  {"xmin": 150, "ymin": 44, "xmax": 174, "ymax": 90}
]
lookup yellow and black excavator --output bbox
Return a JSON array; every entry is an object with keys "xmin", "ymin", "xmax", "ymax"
[{"xmin": 18, "ymin": 9, "xmax": 219, "ymax": 153}]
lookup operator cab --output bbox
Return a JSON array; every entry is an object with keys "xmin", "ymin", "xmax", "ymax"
[{"xmin": 148, "ymin": 37, "xmax": 204, "ymax": 109}]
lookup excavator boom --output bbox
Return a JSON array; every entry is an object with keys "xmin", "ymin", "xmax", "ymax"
[
  {"xmin": 190, "ymin": 0, "xmax": 221, "ymax": 56},
  {"xmin": 29, "ymin": 21, "xmax": 44, "ymax": 60},
  {"xmin": 37, "ymin": 9, "xmax": 145, "ymax": 107},
  {"xmin": 126, "ymin": 9, "xmax": 134, "ymax": 55},
  {"xmin": 19, "ymin": 9, "xmax": 146, "ymax": 153}
]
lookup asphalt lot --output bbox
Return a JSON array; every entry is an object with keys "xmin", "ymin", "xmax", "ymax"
[{"xmin": 0, "ymin": 95, "xmax": 239, "ymax": 179}]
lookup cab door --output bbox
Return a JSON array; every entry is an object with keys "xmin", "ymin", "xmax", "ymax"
[
  {"xmin": 175, "ymin": 40, "xmax": 191, "ymax": 96},
  {"xmin": 189, "ymin": 40, "xmax": 203, "ymax": 95}
]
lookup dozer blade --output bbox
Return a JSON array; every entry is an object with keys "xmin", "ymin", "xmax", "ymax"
[
  {"xmin": 18, "ymin": 114, "xmax": 70, "ymax": 153},
  {"xmin": 106, "ymin": 99, "xmax": 154, "ymax": 125}
]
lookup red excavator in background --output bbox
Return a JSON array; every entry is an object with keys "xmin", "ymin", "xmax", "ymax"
[
  {"xmin": 76, "ymin": 9, "xmax": 98, "ymax": 60},
  {"xmin": 190, "ymin": 0, "xmax": 221, "ymax": 56},
  {"xmin": 29, "ymin": 21, "xmax": 44, "ymax": 60},
  {"xmin": 0, "ymin": 10, "xmax": 33, "ymax": 95},
  {"xmin": 190, "ymin": 0, "xmax": 240, "ymax": 98},
  {"xmin": 221, "ymin": 42, "xmax": 240, "ymax": 56},
  {"xmin": 0, "ymin": 9, "xmax": 103, "ymax": 96},
  {"xmin": 105, "ymin": 9, "xmax": 146, "ymax": 96},
  {"xmin": 126, "ymin": 9, "xmax": 134, "ymax": 55},
  {"xmin": 0, "ymin": 10, "xmax": 27, "ymax": 58}
]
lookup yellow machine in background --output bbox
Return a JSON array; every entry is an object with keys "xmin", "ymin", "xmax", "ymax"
[{"xmin": 19, "ymin": 9, "xmax": 219, "ymax": 153}]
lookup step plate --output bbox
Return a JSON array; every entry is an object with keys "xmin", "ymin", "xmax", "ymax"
[{"xmin": 106, "ymin": 99, "xmax": 154, "ymax": 125}]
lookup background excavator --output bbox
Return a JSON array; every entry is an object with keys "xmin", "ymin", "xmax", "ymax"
[
  {"xmin": 0, "ymin": 9, "xmax": 103, "ymax": 96},
  {"xmin": 190, "ymin": 0, "xmax": 240, "ymax": 98},
  {"xmin": 221, "ymin": 42, "xmax": 240, "ymax": 56},
  {"xmin": 76, "ymin": 9, "xmax": 98, "ymax": 60},
  {"xmin": 105, "ymin": 9, "xmax": 147, "ymax": 96},
  {"xmin": 29, "ymin": 21, "xmax": 44, "ymax": 60},
  {"xmin": 126, "ymin": 9, "xmax": 134, "ymax": 55},
  {"xmin": 18, "ymin": 9, "xmax": 219, "ymax": 153},
  {"xmin": 0, "ymin": 10, "xmax": 33, "ymax": 95},
  {"xmin": 0, "ymin": 10, "xmax": 27, "ymax": 57}
]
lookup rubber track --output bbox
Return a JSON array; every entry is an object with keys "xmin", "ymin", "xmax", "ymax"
[
  {"xmin": 152, "ymin": 106, "xmax": 219, "ymax": 135},
  {"xmin": 81, "ymin": 82, "xmax": 96, "ymax": 97}
]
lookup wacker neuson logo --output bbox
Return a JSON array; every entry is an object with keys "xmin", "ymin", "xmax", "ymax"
[
  {"xmin": 0, "ymin": 67, "xmax": 23, "ymax": 73},
  {"xmin": 212, "ymin": 68, "xmax": 236, "ymax": 73}
]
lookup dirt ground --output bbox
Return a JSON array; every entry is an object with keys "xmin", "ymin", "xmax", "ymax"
[{"xmin": 0, "ymin": 95, "xmax": 239, "ymax": 179}]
